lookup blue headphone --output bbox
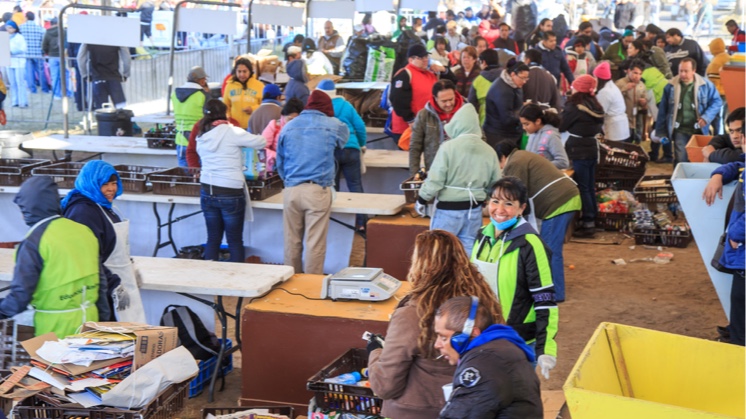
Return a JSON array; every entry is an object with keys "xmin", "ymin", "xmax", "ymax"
[{"xmin": 450, "ymin": 296, "xmax": 479, "ymax": 354}]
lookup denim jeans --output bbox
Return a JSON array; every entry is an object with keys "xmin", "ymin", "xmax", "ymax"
[
  {"xmin": 200, "ymin": 190, "xmax": 246, "ymax": 263},
  {"xmin": 92, "ymin": 79, "xmax": 126, "ymax": 109},
  {"xmin": 572, "ymin": 159, "xmax": 597, "ymax": 225},
  {"xmin": 672, "ymin": 131, "xmax": 692, "ymax": 166},
  {"xmin": 48, "ymin": 57, "xmax": 71, "ymax": 98},
  {"xmin": 730, "ymin": 271, "xmax": 745, "ymax": 346},
  {"xmin": 430, "ymin": 206, "xmax": 484, "ymax": 255},
  {"xmin": 334, "ymin": 147, "xmax": 366, "ymax": 227},
  {"xmin": 8, "ymin": 67, "xmax": 27, "ymax": 107},
  {"xmin": 25, "ymin": 58, "xmax": 50, "ymax": 94},
  {"xmin": 176, "ymin": 144, "xmax": 188, "ymax": 167},
  {"xmin": 540, "ymin": 211, "xmax": 576, "ymax": 301}
]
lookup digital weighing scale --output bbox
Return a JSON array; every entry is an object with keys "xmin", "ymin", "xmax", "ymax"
[{"xmin": 320, "ymin": 267, "xmax": 402, "ymax": 301}]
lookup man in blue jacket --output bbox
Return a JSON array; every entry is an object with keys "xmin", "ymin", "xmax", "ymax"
[
  {"xmin": 277, "ymin": 90, "xmax": 349, "ymax": 274},
  {"xmin": 703, "ymin": 134, "xmax": 745, "ymax": 346},
  {"xmin": 655, "ymin": 57, "xmax": 722, "ymax": 166},
  {"xmin": 533, "ymin": 31, "xmax": 574, "ymax": 87}
]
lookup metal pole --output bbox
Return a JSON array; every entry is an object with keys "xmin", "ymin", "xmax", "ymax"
[
  {"xmin": 167, "ymin": 0, "xmax": 240, "ymax": 115},
  {"xmin": 246, "ymin": 0, "xmax": 253, "ymax": 55},
  {"xmin": 59, "ymin": 4, "xmax": 134, "ymax": 138}
]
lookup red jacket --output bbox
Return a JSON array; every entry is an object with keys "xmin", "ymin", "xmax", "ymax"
[
  {"xmin": 390, "ymin": 64, "xmax": 438, "ymax": 134},
  {"xmin": 479, "ymin": 20, "xmax": 500, "ymax": 46},
  {"xmin": 185, "ymin": 117, "xmax": 241, "ymax": 168},
  {"xmin": 729, "ymin": 28, "xmax": 746, "ymax": 53}
]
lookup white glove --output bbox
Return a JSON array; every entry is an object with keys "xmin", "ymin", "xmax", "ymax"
[
  {"xmin": 414, "ymin": 201, "xmax": 428, "ymax": 217},
  {"xmin": 537, "ymin": 354, "xmax": 556, "ymax": 379}
]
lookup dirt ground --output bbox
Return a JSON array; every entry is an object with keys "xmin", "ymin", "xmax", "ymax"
[{"xmin": 175, "ymin": 160, "xmax": 730, "ymax": 418}]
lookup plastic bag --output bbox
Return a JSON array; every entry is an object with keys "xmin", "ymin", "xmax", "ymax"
[
  {"xmin": 343, "ymin": 37, "xmax": 369, "ymax": 80},
  {"xmin": 511, "ymin": 2, "xmax": 538, "ymax": 46},
  {"xmin": 365, "ymin": 46, "xmax": 396, "ymax": 82}
]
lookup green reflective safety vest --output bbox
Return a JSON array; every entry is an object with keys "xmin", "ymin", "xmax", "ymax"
[
  {"xmin": 472, "ymin": 75, "xmax": 493, "ymax": 126},
  {"xmin": 25, "ymin": 218, "xmax": 100, "ymax": 338},
  {"xmin": 171, "ymin": 90, "xmax": 206, "ymax": 146}
]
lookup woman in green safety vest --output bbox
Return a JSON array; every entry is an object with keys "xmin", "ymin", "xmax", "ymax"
[{"xmin": 471, "ymin": 176, "xmax": 559, "ymax": 381}]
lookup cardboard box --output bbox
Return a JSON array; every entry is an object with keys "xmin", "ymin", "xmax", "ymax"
[
  {"xmin": 82, "ymin": 322, "xmax": 178, "ymax": 371},
  {"xmin": 21, "ymin": 323, "xmax": 178, "ymax": 375},
  {"xmin": 685, "ymin": 135, "xmax": 712, "ymax": 163}
]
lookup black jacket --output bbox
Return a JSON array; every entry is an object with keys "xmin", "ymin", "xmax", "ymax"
[
  {"xmin": 665, "ymin": 38, "xmax": 708, "ymax": 76},
  {"xmin": 439, "ymin": 339, "xmax": 543, "ymax": 419},
  {"xmin": 42, "ymin": 26, "xmax": 60, "ymax": 58},
  {"xmin": 560, "ymin": 97, "xmax": 604, "ymax": 160},
  {"xmin": 708, "ymin": 134, "xmax": 742, "ymax": 164},
  {"xmin": 483, "ymin": 76, "xmax": 523, "ymax": 145},
  {"xmin": 63, "ymin": 194, "xmax": 121, "ymax": 262}
]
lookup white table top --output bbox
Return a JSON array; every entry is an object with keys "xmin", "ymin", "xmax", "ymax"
[
  {"xmin": 23, "ymin": 135, "xmax": 175, "ymax": 156},
  {"xmin": 336, "ymin": 82, "xmax": 389, "ymax": 90},
  {"xmin": 366, "ymin": 127, "xmax": 385, "ymax": 134},
  {"xmin": 0, "ymin": 187, "xmax": 406, "ymax": 216},
  {"xmin": 133, "ymin": 256, "xmax": 294, "ymax": 297},
  {"xmin": 364, "ymin": 149, "xmax": 408, "ymax": 169},
  {"xmin": 0, "ymin": 249, "xmax": 294, "ymax": 298},
  {"xmin": 131, "ymin": 113, "xmax": 175, "ymax": 124}
]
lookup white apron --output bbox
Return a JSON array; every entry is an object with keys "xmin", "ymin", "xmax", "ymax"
[
  {"xmin": 473, "ymin": 234, "xmax": 506, "ymax": 299},
  {"xmin": 527, "ymin": 175, "xmax": 577, "ymax": 232},
  {"xmin": 99, "ymin": 206, "xmax": 146, "ymax": 323}
]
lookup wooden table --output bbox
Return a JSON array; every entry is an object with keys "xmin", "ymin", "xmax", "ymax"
[{"xmin": 240, "ymin": 274, "xmax": 410, "ymax": 413}]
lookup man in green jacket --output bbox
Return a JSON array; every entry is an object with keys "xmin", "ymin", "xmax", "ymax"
[
  {"xmin": 416, "ymin": 103, "xmax": 501, "ymax": 255},
  {"xmin": 172, "ymin": 66, "xmax": 209, "ymax": 166},
  {"xmin": 1, "ymin": 176, "xmax": 104, "ymax": 338},
  {"xmin": 602, "ymin": 29, "xmax": 634, "ymax": 80}
]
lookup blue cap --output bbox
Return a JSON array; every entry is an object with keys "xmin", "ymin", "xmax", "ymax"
[
  {"xmin": 317, "ymin": 79, "xmax": 336, "ymax": 91},
  {"xmin": 263, "ymin": 83, "xmax": 282, "ymax": 99}
]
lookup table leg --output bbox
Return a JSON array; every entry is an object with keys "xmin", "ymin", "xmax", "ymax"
[
  {"xmin": 234, "ymin": 297, "xmax": 243, "ymax": 348},
  {"xmin": 208, "ymin": 295, "xmax": 228, "ymax": 403}
]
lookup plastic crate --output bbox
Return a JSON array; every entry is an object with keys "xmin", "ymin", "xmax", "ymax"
[
  {"xmin": 13, "ymin": 381, "xmax": 188, "ymax": 419},
  {"xmin": 595, "ymin": 212, "xmax": 635, "ymax": 232},
  {"xmin": 189, "ymin": 339, "xmax": 234, "ymax": 398},
  {"xmin": 31, "ymin": 162, "xmax": 87, "ymax": 188},
  {"xmin": 114, "ymin": 165, "xmax": 163, "ymax": 194},
  {"xmin": 146, "ymin": 138, "xmax": 176, "ymax": 150},
  {"xmin": 149, "ymin": 167, "xmax": 201, "ymax": 196},
  {"xmin": 307, "ymin": 348, "xmax": 383, "ymax": 416},
  {"xmin": 201, "ymin": 406, "xmax": 294, "ymax": 418},
  {"xmin": 400, "ymin": 175, "xmax": 424, "ymax": 204},
  {"xmin": 598, "ymin": 139, "xmax": 649, "ymax": 170},
  {"xmin": 633, "ymin": 175, "xmax": 678, "ymax": 204},
  {"xmin": 0, "ymin": 319, "xmax": 33, "ymax": 369},
  {"xmin": 633, "ymin": 227, "xmax": 693, "ymax": 248},
  {"xmin": 0, "ymin": 159, "xmax": 51, "ymax": 186},
  {"xmin": 246, "ymin": 173, "xmax": 283, "ymax": 201}
]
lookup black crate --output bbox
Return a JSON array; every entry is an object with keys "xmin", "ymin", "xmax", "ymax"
[
  {"xmin": 400, "ymin": 175, "xmax": 424, "ymax": 204},
  {"xmin": 595, "ymin": 212, "xmax": 635, "ymax": 232},
  {"xmin": 149, "ymin": 167, "xmax": 201, "ymax": 196},
  {"xmin": 307, "ymin": 348, "xmax": 382, "ymax": 416},
  {"xmin": 13, "ymin": 381, "xmax": 188, "ymax": 419},
  {"xmin": 202, "ymin": 406, "xmax": 294, "ymax": 418},
  {"xmin": 598, "ymin": 139, "xmax": 649, "ymax": 169},
  {"xmin": 0, "ymin": 159, "xmax": 51, "ymax": 186},
  {"xmin": 146, "ymin": 138, "xmax": 176, "ymax": 149},
  {"xmin": 634, "ymin": 175, "xmax": 678, "ymax": 204},
  {"xmin": 30, "ymin": 162, "xmax": 87, "ymax": 188},
  {"xmin": 246, "ymin": 173, "xmax": 283, "ymax": 201},
  {"xmin": 0, "ymin": 319, "xmax": 33, "ymax": 370},
  {"xmin": 633, "ymin": 227, "xmax": 692, "ymax": 248}
]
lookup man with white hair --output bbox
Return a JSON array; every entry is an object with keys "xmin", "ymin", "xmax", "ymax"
[
  {"xmin": 318, "ymin": 20, "xmax": 345, "ymax": 74},
  {"xmin": 446, "ymin": 20, "xmax": 466, "ymax": 51}
]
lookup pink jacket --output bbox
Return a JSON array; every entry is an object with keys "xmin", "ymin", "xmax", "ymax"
[{"xmin": 261, "ymin": 116, "xmax": 289, "ymax": 172}]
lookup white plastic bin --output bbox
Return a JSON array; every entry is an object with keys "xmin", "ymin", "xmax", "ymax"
[{"xmin": 671, "ymin": 163, "xmax": 737, "ymax": 318}]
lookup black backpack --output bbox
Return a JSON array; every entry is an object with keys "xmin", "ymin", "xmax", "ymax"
[{"xmin": 160, "ymin": 305, "xmax": 221, "ymax": 361}]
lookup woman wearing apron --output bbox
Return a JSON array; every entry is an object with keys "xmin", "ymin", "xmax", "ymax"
[
  {"xmin": 62, "ymin": 161, "xmax": 146, "ymax": 323},
  {"xmin": 494, "ymin": 143, "xmax": 581, "ymax": 302},
  {"xmin": 415, "ymin": 104, "xmax": 501, "ymax": 255},
  {"xmin": 0, "ymin": 176, "xmax": 102, "ymax": 338},
  {"xmin": 470, "ymin": 177, "xmax": 559, "ymax": 381}
]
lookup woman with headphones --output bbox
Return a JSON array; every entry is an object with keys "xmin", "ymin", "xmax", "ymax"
[{"xmin": 366, "ymin": 230, "xmax": 502, "ymax": 419}]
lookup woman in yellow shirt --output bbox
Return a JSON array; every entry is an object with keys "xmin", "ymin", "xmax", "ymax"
[{"xmin": 222, "ymin": 57, "xmax": 264, "ymax": 129}]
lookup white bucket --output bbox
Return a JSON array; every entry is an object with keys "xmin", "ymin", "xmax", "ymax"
[{"xmin": 0, "ymin": 131, "xmax": 33, "ymax": 159}]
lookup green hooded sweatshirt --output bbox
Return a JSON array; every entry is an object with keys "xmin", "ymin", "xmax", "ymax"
[
  {"xmin": 418, "ymin": 104, "xmax": 501, "ymax": 204},
  {"xmin": 392, "ymin": 15, "xmax": 411, "ymax": 40}
]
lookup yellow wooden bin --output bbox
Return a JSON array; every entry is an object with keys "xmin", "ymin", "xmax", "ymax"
[{"xmin": 563, "ymin": 323, "xmax": 745, "ymax": 419}]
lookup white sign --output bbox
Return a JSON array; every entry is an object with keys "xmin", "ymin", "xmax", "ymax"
[
  {"xmin": 400, "ymin": 0, "xmax": 439, "ymax": 9},
  {"xmin": 251, "ymin": 3, "xmax": 304, "ymax": 27},
  {"xmin": 354, "ymin": 0, "xmax": 393, "ymax": 12},
  {"xmin": 0, "ymin": 32, "xmax": 9, "ymax": 67},
  {"xmin": 177, "ymin": 8, "xmax": 239, "ymax": 35},
  {"xmin": 67, "ymin": 14, "xmax": 140, "ymax": 48},
  {"xmin": 308, "ymin": 0, "xmax": 356, "ymax": 19}
]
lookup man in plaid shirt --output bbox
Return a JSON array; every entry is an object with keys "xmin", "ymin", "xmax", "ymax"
[{"xmin": 20, "ymin": 12, "xmax": 49, "ymax": 94}]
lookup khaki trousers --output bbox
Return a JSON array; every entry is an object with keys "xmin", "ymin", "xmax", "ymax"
[{"xmin": 282, "ymin": 183, "xmax": 333, "ymax": 274}]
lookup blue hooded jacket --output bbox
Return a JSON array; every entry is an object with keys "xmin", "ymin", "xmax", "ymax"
[
  {"xmin": 285, "ymin": 60, "xmax": 310, "ymax": 106},
  {"xmin": 61, "ymin": 161, "xmax": 123, "ymax": 210},
  {"xmin": 331, "ymin": 97, "xmax": 367, "ymax": 150},
  {"xmin": 461, "ymin": 324, "xmax": 536, "ymax": 363},
  {"xmin": 713, "ymin": 158, "xmax": 745, "ymax": 270}
]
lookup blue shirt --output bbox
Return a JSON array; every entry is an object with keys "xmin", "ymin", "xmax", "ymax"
[{"xmin": 19, "ymin": 21, "xmax": 45, "ymax": 56}]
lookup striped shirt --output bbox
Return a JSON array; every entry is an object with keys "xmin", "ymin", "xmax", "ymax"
[{"xmin": 19, "ymin": 22, "xmax": 45, "ymax": 56}]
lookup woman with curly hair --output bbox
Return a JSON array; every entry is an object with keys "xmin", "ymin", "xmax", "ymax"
[{"xmin": 367, "ymin": 229, "xmax": 502, "ymax": 419}]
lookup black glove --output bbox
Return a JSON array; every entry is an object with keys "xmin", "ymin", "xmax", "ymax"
[{"xmin": 366, "ymin": 334, "xmax": 384, "ymax": 355}]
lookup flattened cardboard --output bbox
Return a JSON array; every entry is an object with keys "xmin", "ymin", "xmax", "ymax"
[
  {"xmin": 21, "ymin": 333, "xmax": 125, "ymax": 376},
  {"xmin": 81, "ymin": 322, "xmax": 178, "ymax": 371}
]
